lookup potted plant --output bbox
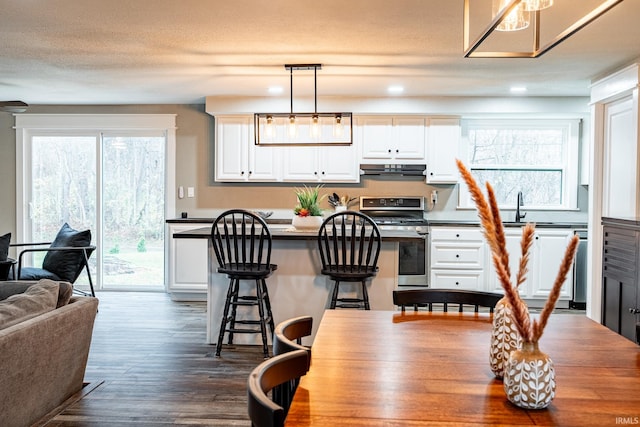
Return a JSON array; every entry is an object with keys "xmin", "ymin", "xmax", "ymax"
[{"xmin": 292, "ymin": 184, "xmax": 326, "ymax": 230}]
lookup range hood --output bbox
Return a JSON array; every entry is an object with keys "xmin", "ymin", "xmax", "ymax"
[{"xmin": 359, "ymin": 164, "xmax": 426, "ymax": 176}]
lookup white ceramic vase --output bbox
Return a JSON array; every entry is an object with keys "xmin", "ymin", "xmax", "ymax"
[
  {"xmin": 503, "ymin": 341, "xmax": 556, "ymax": 410},
  {"xmin": 489, "ymin": 296, "xmax": 522, "ymax": 379},
  {"xmin": 292, "ymin": 215, "xmax": 323, "ymax": 230}
]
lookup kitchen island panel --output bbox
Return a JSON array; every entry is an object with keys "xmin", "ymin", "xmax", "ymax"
[{"xmin": 204, "ymin": 235, "xmax": 400, "ymax": 345}]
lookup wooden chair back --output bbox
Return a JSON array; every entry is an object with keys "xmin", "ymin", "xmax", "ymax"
[
  {"xmin": 211, "ymin": 209, "xmax": 273, "ymax": 275},
  {"xmin": 317, "ymin": 211, "xmax": 381, "ymax": 277},
  {"xmin": 247, "ymin": 349, "xmax": 309, "ymax": 427},
  {"xmin": 393, "ymin": 289, "xmax": 503, "ymax": 313}
]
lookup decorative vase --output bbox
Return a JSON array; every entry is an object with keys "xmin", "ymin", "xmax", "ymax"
[
  {"xmin": 292, "ymin": 215, "xmax": 323, "ymax": 230},
  {"xmin": 489, "ymin": 296, "xmax": 522, "ymax": 379},
  {"xmin": 503, "ymin": 341, "xmax": 556, "ymax": 409}
]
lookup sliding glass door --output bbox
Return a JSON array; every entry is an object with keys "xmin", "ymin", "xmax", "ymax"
[{"xmin": 15, "ymin": 114, "xmax": 176, "ymax": 292}]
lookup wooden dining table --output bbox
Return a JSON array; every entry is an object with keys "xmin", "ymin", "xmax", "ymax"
[{"xmin": 285, "ymin": 309, "xmax": 640, "ymax": 426}]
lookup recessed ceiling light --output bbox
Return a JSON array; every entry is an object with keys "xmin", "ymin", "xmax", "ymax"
[
  {"xmin": 387, "ymin": 85, "xmax": 404, "ymax": 95},
  {"xmin": 510, "ymin": 86, "xmax": 527, "ymax": 94},
  {"xmin": 267, "ymin": 86, "xmax": 283, "ymax": 95}
]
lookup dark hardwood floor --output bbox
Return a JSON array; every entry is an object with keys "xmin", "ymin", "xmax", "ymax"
[{"xmin": 46, "ymin": 292, "xmax": 266, "ymax": 426}]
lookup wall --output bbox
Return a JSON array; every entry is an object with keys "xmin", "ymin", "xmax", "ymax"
[{"xmin": 0, "ymin": 96, "xmax": 590, "ymax": 237}]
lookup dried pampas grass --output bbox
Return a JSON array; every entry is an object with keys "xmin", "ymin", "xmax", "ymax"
[{"xmin": 456, "ymin": 159, "xmax": 579, "ymax": 343}]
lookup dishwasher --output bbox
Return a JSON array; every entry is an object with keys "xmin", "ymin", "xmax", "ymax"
[{"xmin": 570, "ymin": 229, "xmax": 588, "ymax": 310}]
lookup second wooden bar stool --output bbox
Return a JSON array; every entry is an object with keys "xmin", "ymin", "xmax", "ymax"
[
  {"xmin": 211, "ymin": 209, "xmax": 277, "ymax": 358},
  {"xmin": 317, "ymin": 211, "xmax": 381, "ymax": 310}
]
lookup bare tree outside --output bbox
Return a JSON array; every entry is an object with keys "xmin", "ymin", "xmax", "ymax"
[{"xmin": 30, "ymin": 134, "xmax": 165, "ymax": 289}]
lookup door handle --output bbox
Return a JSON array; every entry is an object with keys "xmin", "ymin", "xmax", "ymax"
[{"xmin": 628, "ymin": 308, "xmax": 640, "ymax": 314}]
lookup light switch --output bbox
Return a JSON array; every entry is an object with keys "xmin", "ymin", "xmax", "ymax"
[{"xmin": 187, "ymin": 187, "xmax": 195, "ymax": 198}]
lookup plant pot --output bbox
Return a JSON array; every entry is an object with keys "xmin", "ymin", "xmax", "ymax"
[
  {"xmin": 292, "ymin": 215, "xmax": 323, "ymax": 231},
  {"xmin": 489, "ymin": 296, "xmax": 522, "ymax": 379},
  {"xmin": 503, "ymin": 341, "xmax": 556, "ymax": 409}
]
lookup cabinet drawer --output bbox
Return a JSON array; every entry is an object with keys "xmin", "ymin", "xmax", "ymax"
[
  {"xmin": 430, "ymin": 269, "xmax": 484, "ymax": 290},
  {"xmin": 430, "ymin": 243, "xmax": 485, "ymax": 269},
  {"xmin": 430, "ymin": 227, "xmax": 483, "ymax": 242}
]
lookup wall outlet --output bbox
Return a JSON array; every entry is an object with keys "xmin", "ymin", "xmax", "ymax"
[
  {"xmin": 431, "ymin": 190, "xmax": 438, "ymax": 204},
  {"xmin": 187, "ymin": 187, "xmax": 195, "ymax": 198}
]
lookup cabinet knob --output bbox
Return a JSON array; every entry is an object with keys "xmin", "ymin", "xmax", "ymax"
[
  {"xmin": 455, "ymin": 281, "xmax": 460, "ymax": 286},
  {"xmin": 456, "ymin": 254, "xmax": 460, "ymax": 258},
  {"xmin": 241, "ymin": 171, "xmax": 245, "ymax": 175},
  {"xmin": 322, "ymin": 171, "xmax": 325, "ymax": 175},
  {"xmin": 456, "ymin": 234, "xmax": 460, "ymax": 238},
  {"xmin": 249, "ymin": 171, "xmax": 252, "ymax": 175},
  {"xmin": 314, "ymin": 171, "xmax": 318, "ymax": 175},
  {"xmin": 629, "ymin": 308, "xmax": 640, "ymax": 314},
  {"xmin": 388, "ymin": 149, "xmax": 392, "ymax": 153},
  {"xmin": 395, "ymin": 149, "xmax": 399, "ymax": 153}
]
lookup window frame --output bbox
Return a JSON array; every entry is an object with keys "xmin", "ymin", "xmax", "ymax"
[{"xmin": 458, "ymin": 118, "xmax": 581, "ymax": 210}]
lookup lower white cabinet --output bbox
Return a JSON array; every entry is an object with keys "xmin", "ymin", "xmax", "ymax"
[
  {"xmin": 485, "ymin": 227, "xmax": 575, "ymax": 302},
  {"xmin": 167, "ymin": 223, "xmax": 209, "ymax": 300},
  {"xmin": 430, "ymin": 227, "xmax": 486, "ymax": 291},
  {"xmin": 432, "ymin": 226, "xmax": 575, "ymax": 303}
]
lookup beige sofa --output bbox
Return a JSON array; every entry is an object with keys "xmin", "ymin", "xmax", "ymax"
[{"xmin": 0, "ymin": 280, "xmax": 99, "ymax": 427}]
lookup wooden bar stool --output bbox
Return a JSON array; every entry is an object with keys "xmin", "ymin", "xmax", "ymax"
[
  {"xmin": 211, "ymin": 209, "xmax": 277, "ymax": 358},
  {"xmin": 317, "ymin": 211, "xmax": 381, "ymax": 310}
]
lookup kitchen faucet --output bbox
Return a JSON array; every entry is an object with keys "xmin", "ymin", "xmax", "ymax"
[{"xmin": 515, "ymin": 191, "xmax": 526, "ymax": 223}]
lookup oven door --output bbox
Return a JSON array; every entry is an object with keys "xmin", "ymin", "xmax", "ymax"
[{"xmin": 397, "ymin": 233, "xmax": 428, "ymax": 286}]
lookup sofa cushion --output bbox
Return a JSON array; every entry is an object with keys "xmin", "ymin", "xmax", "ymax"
[
  {"xmin": 0, "ymin": 279, "xmax": 59, "ymax": 330},
  {"xmin": 41, "ymin": 223, "xmax": 92, "ymax": 283},
  {"xmin": 0, "ymin": 232, "xmax": 10, "ymax": 261},
  {"xmin": 0, "ymin": 280, "xmax": 73, "ymax": 308}
]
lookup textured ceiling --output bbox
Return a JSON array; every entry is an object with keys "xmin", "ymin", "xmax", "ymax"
[{"xmin": 0, "ymin": 0, "xmax": 638, "ymax": 104}]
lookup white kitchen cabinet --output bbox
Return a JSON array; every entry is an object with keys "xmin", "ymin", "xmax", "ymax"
[
  {"xmin": 215, "ymin": 115, "xmax": 280, "ymax": 182},
  {"xmin": 282, "ymin": 144, "xmax": 359, "ymax": 182},
  {"xmin": 426, "ymin": 118, "xmax": 461, "ymax": 184},
  {"xmin": 167, "ymin": 223, "xmax": 209, "ymax": 300},
  {"xmin": 358, "ymin": 116, "xmax": 426, "ymax": 163},
  {"xmin": 430, "ymin": 227, "xmax": 486, "ymax": 291},
  {"xmin": 486, "ymin": 227, "xmax": 575, "ymax": 304}
]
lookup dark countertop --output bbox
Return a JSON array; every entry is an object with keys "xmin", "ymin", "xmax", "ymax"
[
  {"xmin": 173, "ymin": 227, "xmax": 425, "ymax": 242},
  {"xmin": 167, "ymin": 218, "xmax": 291, "ymax": 225},
  {"xmin": 167, "ymin": 218, "xmax": 587, "ymax": 229},
  {"xmin": 602, "ymin": 216, "xmax": 640, "ymax": 228},
  {"xmin": 428, "ymin": 220, "xmax": 588, "ymax": 229}
]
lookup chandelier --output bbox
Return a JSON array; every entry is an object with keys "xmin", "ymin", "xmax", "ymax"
[
  {"xmin": 463, "ymin": 0, "xmax": 624, "ymax": 58},
  {"xmin": 254, "ymin": 64, "xmax": 352, "ymax": 145}
]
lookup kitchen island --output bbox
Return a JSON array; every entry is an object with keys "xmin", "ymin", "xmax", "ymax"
[{"xmin": 172, "ymin": 226, "xmax": 424, "ymax": 345}]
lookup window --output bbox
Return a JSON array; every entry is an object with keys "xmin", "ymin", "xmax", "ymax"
[
  {"xmin": 459, "ymin": 119, "xmax": 580, "ymax": 210},
  {"xmin": 15, "ymin": 114, "xmax": 176, "ymax": 291}
]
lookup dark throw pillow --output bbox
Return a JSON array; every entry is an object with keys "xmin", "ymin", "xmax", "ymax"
[
  {"xmin": 0, "ymin": 232, "xmax": 10, "ymax": 261},
  {"xmin": 41, "ymin": 223, "xmax": 92, "ymax": 283}
]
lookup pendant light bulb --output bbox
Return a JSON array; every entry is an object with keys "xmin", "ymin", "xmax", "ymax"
[
  {"xmin": 264, "ymin": 115, "xmax": 275, "ymax": 140},
  {"xmin": 288, "ymin": 115, "xmax": 298, "ymax": 139},
  {"xmin": 310, "ymin": 115, "xmax": 320, "ymax": 139},
  {"xmin": 523, "ymin": 0, "xmax": 553, "ymax": 11},
  {"xmin": 493, "ymin": 0, "xmax": 530, "ymax": 31},
  {"xmin": 333, "ymin": 115, "xmax": 344, "ymax": 138}
]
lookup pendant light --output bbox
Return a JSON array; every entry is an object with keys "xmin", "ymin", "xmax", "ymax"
[
  {"xmin": 464, "ymin": 0, "xmax": 624, "ymax": 58},
  {"xmin": 493, "ymin": 0, "xmax": 529, "ymax": 32},
  {"xmin": 254, "ymin": 64, "xmax": 353, "ymax": 145}
]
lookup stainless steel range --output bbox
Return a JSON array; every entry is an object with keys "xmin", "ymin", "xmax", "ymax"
[{"xmin": 360, "ymin": 196, "xmax": 429, "ymax": 286}]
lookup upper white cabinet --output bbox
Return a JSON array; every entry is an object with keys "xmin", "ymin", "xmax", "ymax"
[
  {"xmin": 215, "ymin": 115, "xmax": 281, "ymax": 182},
  {"xmin": 426, "ymin": 118, "xmax": 461, "ymax": 184},
  {"xmin": 282, "ymin": 144, "xmax": 359, "ymax": 182},
  {"xmin": 358, "ymin": 116, "xmax": 427, "ymax": 163}
]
